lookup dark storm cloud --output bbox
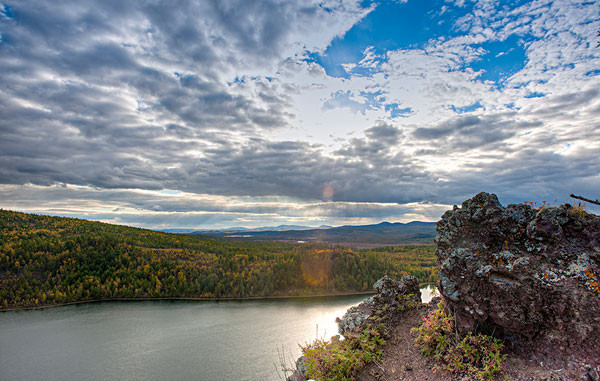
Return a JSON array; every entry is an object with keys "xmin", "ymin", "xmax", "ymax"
[
  {"xmin": 1, "ymin": 67, "xmax": 433, "ymax": 204},
  {"xmin": 413, "ymin": 115, "xmax": 481, "ymax": 139},
  {"xmin": 333, "ymin": 122, "xmax": 406, "ymax": 161},
  {"xmin": 450, "ymin": 147, "xmax": 600, "ymax": 207},
  {"xmin": 412, "ymin": 113, "xmax": 542, "ymax": 151},
  {"xmin": 364, "ymin": 122, "xmax": 402, "ymax": 143},
  {"xmin": 172, "ymin": 133, "xmax": 435, "ymax": 204},
  {"xmin": 2, "ymin": 0, "xmax": 336, "ymax": 73},
  {"xmin": 531, "ymin": 88, "xmax": 600, "ymax": 119}
]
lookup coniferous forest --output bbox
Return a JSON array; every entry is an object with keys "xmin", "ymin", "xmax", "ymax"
[{"xmin": 0, "ymin": 210, "xmax": 437, "ymax": 310}]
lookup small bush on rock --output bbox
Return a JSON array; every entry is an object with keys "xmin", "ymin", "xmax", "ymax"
[
  {"xmin": 301, "ymin": 323, "xmax": 386, "ymax": 381},
  {"xmin": 413, "ymin": 302, "xmax": 506, "ymax": 380},
  {"xmin": 297, "ymin": 276, "xmax": 421, "ymax": 380}
]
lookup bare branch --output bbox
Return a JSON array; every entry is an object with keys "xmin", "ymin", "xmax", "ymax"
[{"xmin": 570, "ymin": 194, "xmax": 600, "ymax": 206}]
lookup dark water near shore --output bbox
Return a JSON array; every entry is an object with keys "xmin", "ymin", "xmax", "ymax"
[{"xmin": 0, "ymin": 286, "xmax": 437, "ymax": 381}]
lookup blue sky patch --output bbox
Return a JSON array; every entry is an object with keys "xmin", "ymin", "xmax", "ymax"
[
  {"xmin": 450, "ymin": 101, "xmax": 484, "ymax": 114},
  {"xmin": 585, "ymin": 69, "xmax": 600, "ymax": 77},
  {"xmin": 307, "ymin": 0, "xmax": 473, "ymax": 78},
  {"xmin": 322, "ymin": 89, "xmax": 411, "ymax": 117},
  {"xmin": 524, "ymin": 92, "xmax": 545, "ymax": 99},
  {"xmin": 359, "ymin": 90, "xmax": 384, "ymax": 105},
  {"xmin": 385, "ymin": 103, "xmax": 412, "ymax": 118},
  {"xmin": 469, "ymin": 35, "xmax": 530, "ymax": 86},
  {"xmin": 306, "ymin": 0, "xmax": 538, "ymax": 91},
  {"xmin": 322, "ymin": 90, "xmax": 375, "ymax": 114},
  {"xmin": 0, "ymin": 4, "xmax": 14, "ymax": 19}
]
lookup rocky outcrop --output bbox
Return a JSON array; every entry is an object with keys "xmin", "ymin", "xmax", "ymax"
[
  {"xmin": 336, "ymin": 275, "xmax": 421, "ymax": 336},
  {"xmin": 288, "ymin": 276, "xmax": 421, "ymax": 381},
  {"xmin": 436, "ymin": 192, "xmax": 600, "ymax": 353}
]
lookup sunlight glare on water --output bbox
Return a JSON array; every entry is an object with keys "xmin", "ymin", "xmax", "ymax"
[
  {"xmin": 0, "ymin": 286, "xmax": 438, "ymax": 381},
  {"xmin": 420, "ymin": 284, "xmax": 439, "ymax": 303}
]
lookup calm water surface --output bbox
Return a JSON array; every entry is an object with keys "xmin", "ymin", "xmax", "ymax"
[{"xmin": 0, "ymin": 287, "xmax": 437, "ymax": 381}]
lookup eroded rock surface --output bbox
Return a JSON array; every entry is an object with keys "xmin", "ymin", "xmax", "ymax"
[
  {"xmin": 337, "ymin": 275, "xmax": 421, "ymax": 336},
  {"xmin": 436, "ymin": 192, "xmax": 600, "ymax": 353}
]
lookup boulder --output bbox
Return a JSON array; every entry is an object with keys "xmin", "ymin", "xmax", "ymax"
[
  {"xmin": 337, "ymin": 275, "xmax": 421, "ymax": 336},
  {"xmin": 436, "ymin": 192, "xmax": 600, "ymax": 352},
  {"xmin": 287, "ymin": 356, "xmax": 307, "ymax": 381}
]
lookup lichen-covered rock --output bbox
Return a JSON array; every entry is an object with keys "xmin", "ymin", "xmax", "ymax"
[
  {"xmin": 337, "ymin": 275, "xmax": 421, "ymax": 336},
  {"xmin": 436, "ymin": 192, "xmax": 600, "ymax": 352},
  {"xmin": 286, "ymin": 355, "xmax": 312, "ymax": 381}
]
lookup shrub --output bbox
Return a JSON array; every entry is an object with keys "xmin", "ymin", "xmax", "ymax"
[
  {"xmin": 569, "ymin": 202, "xmax": 587, "ymax": 219},
  {"xmin": 301, "ymin": 324, "xmax": 386, "ymax": 381},
  {"xmin": 412, "ymin": 302, "xmax": 506, "ymax": 380},
  {"xmin": 300, "ymin": 291, "xmax": 420, "ymax": 380},
  {"xmin": 396, "ymin": 293, "xmax": 420, "ymax": 312}
]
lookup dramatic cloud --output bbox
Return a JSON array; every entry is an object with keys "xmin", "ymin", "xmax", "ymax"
[{"xmin": 0, "ymin": 0, "xmax": 599, "ymax": 228}]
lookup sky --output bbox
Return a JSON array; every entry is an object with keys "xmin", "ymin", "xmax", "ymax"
[{"xmin": 0, "ymin": 0, "xmax": 599, "ymax": 230}]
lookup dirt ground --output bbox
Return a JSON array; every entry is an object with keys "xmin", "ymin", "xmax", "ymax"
[
  {"xmin": 355, "ymin": 301, "xmax": 599, "ymax": 381},
  {"xmin": 355, "ymin": 303, "xmax": 455, "ymax": 381}
]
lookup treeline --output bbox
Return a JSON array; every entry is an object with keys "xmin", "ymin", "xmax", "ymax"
[{"xmin": 0, "ymin": 210, "xmax": 437, "ymax": 309}]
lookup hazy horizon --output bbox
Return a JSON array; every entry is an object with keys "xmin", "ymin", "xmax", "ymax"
[{"xmin": 0, "ymin": 207, "xmax": 437, "ymax": 231}]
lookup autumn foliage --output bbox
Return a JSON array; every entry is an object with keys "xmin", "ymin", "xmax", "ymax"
[{"xmin": 0, "ymin": 210, "xmax": 437, "ymax": 309}]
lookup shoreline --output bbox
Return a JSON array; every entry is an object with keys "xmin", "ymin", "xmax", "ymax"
[
  {"xmin": 1, "ymin": 284, "xmax": 436, "ymax": 312},
  {"xmin": 0, "ymin": 290, "xmax": 379, "ymax": 312}
]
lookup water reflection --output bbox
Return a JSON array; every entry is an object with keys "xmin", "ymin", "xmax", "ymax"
[
  {"xmin": 0, "ymin": 286, "xmax": 439, "ymax": 381},
  {"xmin": 420, "ymin": 284, "xmax": 439, "ymax": 304}
]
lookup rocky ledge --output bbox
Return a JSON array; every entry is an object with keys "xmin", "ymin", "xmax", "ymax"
[
  {"xmin": 336, "ymin": 275, "xmax": 421, "ymax": 336},
  {"xmin": 436, "ymin": 192, "xmax": 600, "ymax": 356},
  {"xmin": 289, "ymin": 275, "xmax": 421, "ymax": 381}
]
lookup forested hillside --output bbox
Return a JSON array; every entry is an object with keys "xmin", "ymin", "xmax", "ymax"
[{"xmin": 0, "ymin": 210, "xmax": 437, "ymax": 310}]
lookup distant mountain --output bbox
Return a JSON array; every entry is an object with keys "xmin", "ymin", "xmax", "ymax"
[
  {"xmin": 225, "ymin": 224, "xmax": 333, "ymax": 233},
  {"xmin": 162, "ymin": 224, "xmax": 333, "ymax": 234},
  {"xmin": 160, "ymin": 228, "xmax": 203, "ymax": 233},
  {"xmin": 194, "ymin": 221, "xmax": 437, "ymax": 245}
]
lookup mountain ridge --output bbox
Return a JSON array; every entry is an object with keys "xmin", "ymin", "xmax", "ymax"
[{"xmin": 193, "ymin": 220, "xmax": 437, "ymax": 245}]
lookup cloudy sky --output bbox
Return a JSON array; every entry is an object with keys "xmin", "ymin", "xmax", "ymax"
[{"xmin": 1, "ymin": 0, "xmax": 599, "ymax": 229}]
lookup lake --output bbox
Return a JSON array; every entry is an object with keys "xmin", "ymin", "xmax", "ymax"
[{"xmin": 0, "ymin": 286, "xmax": 438, "ymax": 381}]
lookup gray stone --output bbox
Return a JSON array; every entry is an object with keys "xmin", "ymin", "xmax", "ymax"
[{"xmin": 337, "ymin": 275, "xmax": 421, "ymax": 336}]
